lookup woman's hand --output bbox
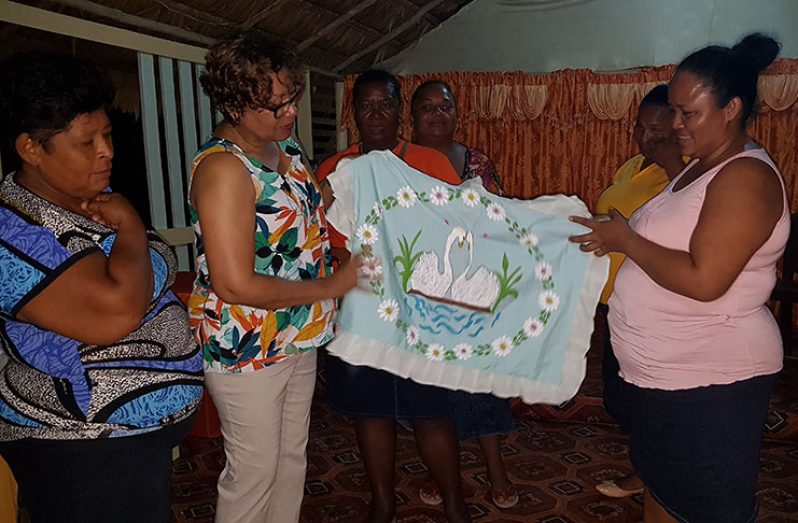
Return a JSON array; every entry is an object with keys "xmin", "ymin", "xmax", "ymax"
[
  {"xmin": 327, "ymin": 252, "xmax": 367, "ymax": 297},
  {"xmin": 81, "ymin": 193, "xmax": 144, "ymax": 232},
  {"xmin": 568, "ymin": 209, "xmax": 634, "ymax": 256}
]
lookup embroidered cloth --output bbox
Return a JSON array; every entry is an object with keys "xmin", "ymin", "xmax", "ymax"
[{"xmin": 325, "ymin": 151, "xmax": 608, "ymax": 404}]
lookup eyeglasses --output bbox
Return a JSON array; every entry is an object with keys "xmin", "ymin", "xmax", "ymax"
[
  {"xmin": 265, "ymin": 86, "xmax": 304, "ymax": 118},
  {"xmin": 355, "ymin": 99, "xmax": 399, "ymax": 114}
]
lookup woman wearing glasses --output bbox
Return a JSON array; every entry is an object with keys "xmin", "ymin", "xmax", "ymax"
[{"xmin": 188, "ymin": 31, "xmax": 361, "ymax": 523}]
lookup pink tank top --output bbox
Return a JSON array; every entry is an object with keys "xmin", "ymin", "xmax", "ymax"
[{"xmin": 608, "ymin": 148, "xmax": 789, "ymax": 390}]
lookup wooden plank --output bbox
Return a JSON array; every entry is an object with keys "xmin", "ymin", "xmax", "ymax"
[
  {"xmin": 179, "ymin": 61, "xmax": 199, "ymax": 269},
  {"xmin": 137, "ymin": 53, "xmax": 168, "ymax": 229},
  {"xmin": 158, "ymin": 57, "xmax": 189, "ymax": 270},
  {"xmin": 334, "ymin": 0, "xmax": 445, "ymax": 72},
  {"xmin": 195, "ymin": 64, "xmax": 213, "ymax": 143},
  {"xmin": 155, "ymin": 227, "xmax": 195, "ymax": 246},
  {"xmin": 335, "ymin": 81, "xmax": 348, "ymax": 152},
  {"xmin": 297, "ymin": 69, "xmax": 314, "ymax": 160},
  {"xmin": 0, "ymin": 0, "xmax": 206, "ymax": 63},
  {"xmin": 312, "ymin": 117, "xmax": 336, "ymax": 127},
  {"xmin": 297, "ymin": 0, "xmax": 378, "ymax": 51},
  {"xmin": 178, "ymin": 61, "xmax": 199, "ymax": 187}
]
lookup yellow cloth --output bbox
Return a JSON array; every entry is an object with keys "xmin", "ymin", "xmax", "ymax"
[
  {"xmin": 0, "ymin": 455, "xmax": 17, "ymax": 523},
  {"xmin": 595, "ymin": 154, "xmax": 670, "ymax": 304}
]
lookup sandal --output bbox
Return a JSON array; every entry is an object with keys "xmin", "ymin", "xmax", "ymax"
[
  {"xmin": 418, "ymin": 481, "xmax": 443, "ymax": 506},
  {"xmin": 595, "ymin": 479, "xmax": 644, "ymax": 498},
  {"xmin": 491, "ymin": 485, "xmax": 519, "ymax": 509}
]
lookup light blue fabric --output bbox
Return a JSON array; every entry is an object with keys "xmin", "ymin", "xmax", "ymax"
[{"xmin": 326, "ymin": 151, "xmax": 608, "ymax": 405}]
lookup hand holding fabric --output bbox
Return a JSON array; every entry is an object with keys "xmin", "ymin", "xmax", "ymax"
[
  {"xmin": 328, "ymin": 252, "xmax": 367, "ymax": 296},
  {"xmin": 568, "ymin": 209, "xmax": 634, "ymax": 257}
]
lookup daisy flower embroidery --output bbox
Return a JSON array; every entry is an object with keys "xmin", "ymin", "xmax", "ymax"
[
  {"xmin": 361, "ymin": 257, "xmax": 383, "ymax": 279},
  {"xmin": 429, "ymin": 186, "xmax": 450, "ymax": 206},
  {"xmin": 539, "ymin": 290, "xmax": 560, "ymax": 312},
  {"xmin": 461, "ymin": 188, "xmax": 480, "ymax": 207},
  {"xmin": 523, "ymin": 318, "xmax": 544, "ymax": 338},
  {"xmin": 396, "ymin": 186, "xmax": 417, "ymax": 208},
  {"xmin": 486, "ymin": 202, "xmax": 505, "ymax": 221},
  {"xmin": 356, "ymin": 224, "xmax": 379, "ymax": 245},
  {"xmin": 453, "ymin": 343, "xmax": 473, "ymax": 360},
  {"xmin": 519, "ymin": 233, "xmax": 539, "ymax": 248},
  {"xmin": 372, "ymin": 202, "xmax": 382, "ymax": 218},
  {"xmin": 491, "ymin": 336, "xmax": 514, "ymax": 357},
  {"xmin": 426, "ymin": 344, "xmax": 445, "ymax": 362},
  {"xmin": 377, "ymin": 299, "xmax": 399, "ymax": 322},
  {"xmin": 405, "ymin": 326, "xmax": 421, "ymax": 347},
  {"xmin": 535, "ymin": 262, "xmax": 553, "ymax": 281}
]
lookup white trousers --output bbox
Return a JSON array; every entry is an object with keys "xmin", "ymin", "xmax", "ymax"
[{"xmin": 205, "ymin": 350, "xmax": 317, "ymax": 523}]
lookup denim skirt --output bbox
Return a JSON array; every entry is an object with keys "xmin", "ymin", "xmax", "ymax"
[
  {"xmin": 448, "ymin": 390, "xmax": 514, "ymax": 441},
  {"xmin": 626, "ymin": 373, "xmax": 777, "ymax": 523},
  {"xmin": 324, "ymin": 352, "xmax": 450, "ymax": 419}
]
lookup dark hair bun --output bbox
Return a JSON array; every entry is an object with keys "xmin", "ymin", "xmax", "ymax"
[{"xmin": 732, "ymin": 33, "xmax": 780, "ymax": 73}]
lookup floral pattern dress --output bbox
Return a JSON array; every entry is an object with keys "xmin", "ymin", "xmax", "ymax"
[
  {"xmin": 188, "ymin": 138, "xmax": 336, "ymax": 374},
  {"xmin": 464, "ymin": 147, "xmax": 504, "ymax": 196}
]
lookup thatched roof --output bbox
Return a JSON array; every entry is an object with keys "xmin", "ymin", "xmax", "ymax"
[{"xmin": 5, "ymin": 0, "xmax": 474, "ymax": 76}]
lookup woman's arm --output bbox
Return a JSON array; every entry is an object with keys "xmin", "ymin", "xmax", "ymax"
[
  {"xmin": 17, "ymin": 193, "xmax": 154, "ymax": 344},
  {"xmin": 570, "ymin": 158, "xmax": 783, "ymax": 301},
  {"xmin": 191, "ymin": 153, "xmax": 360, "ymax": 309}
]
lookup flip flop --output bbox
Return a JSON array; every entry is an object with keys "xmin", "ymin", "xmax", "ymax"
[
  {"xmin": 491, "ymin": 485, "xmax": 519, "ymax": 509},
  {"xmin": 418, "ymin": 482, "xmax": 443, "ymax": 506},
  {"xmin": 595, "ymin": 479, "xmax": 644, "ymax": 498}
]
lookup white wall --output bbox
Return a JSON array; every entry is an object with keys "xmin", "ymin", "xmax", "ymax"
[{"xmin": 385, "ymin": 0, "xmax": 798, "ymax": 74}]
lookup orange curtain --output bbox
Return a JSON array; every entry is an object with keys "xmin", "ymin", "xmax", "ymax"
[{"xmin": 340, "ymin": 60, "xmax": 798, "ymax": 211}]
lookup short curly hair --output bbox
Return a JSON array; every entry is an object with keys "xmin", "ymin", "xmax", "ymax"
[
  {"xmin": 0, "ymin": 53, "xmax": 114, "ymax": 149},
  {"xmin": 200, "ymin": 31, "xmax": 304, "ymax": 125}
]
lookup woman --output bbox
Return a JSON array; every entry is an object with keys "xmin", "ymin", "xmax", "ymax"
[
  {"xmin": 316, "ymin": 73, "xmax": 458, "ymax": 260},
  {"xmin": 0, "ymin": 54, "xmax": 203, "ymax": 523},
  {"xmin": 409, "ymin": 80, "xmax": 517, "ymax": 509},
  {"xmin": 570, "ymin": 34, "xmax": 786, "ymax": 522},
  {"xmin": 318, "ymin": 70, "xmax": 472, "ymax": 523},
  {"xmin": 593, "ymin": 84, "xmax": 684, "ymax": 498},
  {"xmin": 411, "ymin": 81, "xmax": 504, "ymax": 195},
  {"xmin": 189, "ymin": 32, "xmax": 361, "ymax": 523}
]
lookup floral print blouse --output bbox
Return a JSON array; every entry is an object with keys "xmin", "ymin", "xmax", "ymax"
[{"xmin": 188, "ymin": 138, "xmax": 335, "ymax": 374}]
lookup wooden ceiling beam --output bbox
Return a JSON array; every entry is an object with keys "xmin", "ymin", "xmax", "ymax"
[
  {"xmin": 297, "ymin": 0, "xmax": 378, "ymax": 51},
  {"xmin": 151, "ymin": 0, "xmax": 233, "ymax": 27},
  {"xmin": 333, "ymin": 0, "xmax": 446, "ymax": 72},
  {"xmin": 43, "ymin": 0, "xmax": 216, "ymax": 44},
  {"xmin": 36, "ymin": 0, "xmax": 341, "ymax": 78},
  {"xmin": 241, "ymin": 0, "xmax": 290, "ymax": 30},
  {"xmin": 397, "ymin": 0, "xmax": 441, "ymax": 26},
  {"xmin": 298, "ymin": 0, "xmax": 384, "ymax": 41}
]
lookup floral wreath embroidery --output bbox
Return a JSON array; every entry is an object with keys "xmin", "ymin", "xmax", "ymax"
[{"xmin": 355, "ymin": 184, "xmax": 559, "ymax": 361}]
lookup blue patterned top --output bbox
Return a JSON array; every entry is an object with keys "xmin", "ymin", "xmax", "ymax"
[{"xmin": 0, "ymin": 174, "xmax": 203, "ymax": 440}]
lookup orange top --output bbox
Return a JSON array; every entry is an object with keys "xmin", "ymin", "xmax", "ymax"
[{"xmin": 316, "ymin": 140, "xmax": 460, "ymax": 248}]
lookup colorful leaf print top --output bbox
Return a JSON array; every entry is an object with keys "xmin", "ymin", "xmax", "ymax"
[
  {"xmin": 0, "ymin": 174, "xmax": 204, "ymax": 441},
  {"xmin": 188, "ymin": 138, "xmax": 336, "ymax": 374}
]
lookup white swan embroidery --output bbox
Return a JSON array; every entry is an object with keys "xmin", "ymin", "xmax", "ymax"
[
  {"xmin": 450, "ymin": 232, "xmax": 501, "ymax": 311},
  {"xmin": 408, "ymin": 227, "xmax": 468, "ymax": 300},
  {"xmin": 408, "ymin": 228, "xmax": 501, "ymax": 312}
]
